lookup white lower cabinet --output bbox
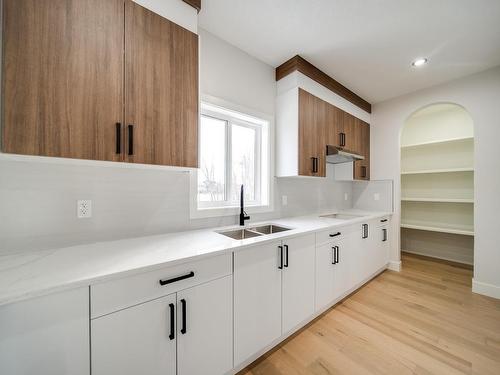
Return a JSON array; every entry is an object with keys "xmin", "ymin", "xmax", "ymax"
[
  {"xmin": 234, "ymin": 233, "xmax": 315, "ymax": 367},
  {"xmin": 378, "ymin": 224, "xmax": 390, "ymax": 270},
  {"xmin": 91, "ymin": 293, "xmax": 177, "ymax": 375},
  {"xmin": 315, "ymin": 239, "xmax": 339, "ymax": 311},
  {"xmin": 315, "ymin": 232, "xmax": 353, "ymax": 312},
  {"xmin": 92, "ymin": 276, "xmax": 233, "ymax": 375},
  {"xmin": 0, "ymin": 288, "xmax": 90, "ymax": 375},
  {"xmin": 281, "ymin": 234, "xmax": 316, "ymax": 333},
  {"xmin": 234, "ymin": 241, "xmax": 282, "ymax": 367},
  {"xmin": 177, "ymin": 276, "xmax": 233, "ymax": 375}
]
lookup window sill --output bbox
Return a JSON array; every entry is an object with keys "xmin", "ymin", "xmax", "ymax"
[{"xmin": 190, "ymin": 203, "xmax": 274, "ymax": 219}]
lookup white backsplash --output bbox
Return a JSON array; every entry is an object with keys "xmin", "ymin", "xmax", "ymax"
[{"xmin": 0, "ymin": 157, "xmax": 354, "ymax": 255}]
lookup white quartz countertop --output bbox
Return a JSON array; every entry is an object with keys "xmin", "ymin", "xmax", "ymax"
[{"xmin": 0, "ymin": 210, "xmax": 391, "ymax": 307}]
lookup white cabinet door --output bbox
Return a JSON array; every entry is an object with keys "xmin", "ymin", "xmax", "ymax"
[
  {"xmin": 315, "ymin": 242, "xmax": 336, "ymax": 311},
  {"xmin": 282, "ymin": 234, "xmax": 316, "ymax": 334},
  {"xmin": 91, "ymin": 294, "xmax": 176, "ymax": 375},
  {"xmin": 0, "ymin": 288, "xmax": 90, "ymax": 375},
  {"xmin": 345, "ymin": 229, "xmax": 364, "ymax": 288},
  {"xmin": 332, "ymin": 239, "xmax": 351, "ymax": 300},
  {"xmin": 378, "ymin": 226, "xmax": 390, "ymax": 270},
  {"xmin": 177, "ymin": 276, "xmax": 233, "ymax": 375},
  {"xmin": 234, "ymin": 241, "xmax": 282, "ymax": 366}
]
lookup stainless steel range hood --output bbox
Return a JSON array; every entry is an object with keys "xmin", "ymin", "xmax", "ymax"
[{"xmin": 326, "ymin": 145, "xmax": 364, "ymax": 164}]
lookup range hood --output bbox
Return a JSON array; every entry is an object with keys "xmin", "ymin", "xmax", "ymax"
[{"xmin": 325, "ymin": 145, "xmax": 364, "ymax": 164}]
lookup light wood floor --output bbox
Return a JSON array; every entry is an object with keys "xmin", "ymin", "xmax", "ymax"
[{"xmin": 238, "ymin": 254, "xmax": 500, "ymax": 375}]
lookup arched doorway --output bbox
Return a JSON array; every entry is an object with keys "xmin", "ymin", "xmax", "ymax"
[{"xmin": 400, "ymin": 103, "xmax": 474, "ymax": 265}]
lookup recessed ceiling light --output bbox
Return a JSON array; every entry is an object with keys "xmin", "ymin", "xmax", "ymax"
[{"xmin": 412, "ymin": 58, "xmax": 428, "ymax": 67}]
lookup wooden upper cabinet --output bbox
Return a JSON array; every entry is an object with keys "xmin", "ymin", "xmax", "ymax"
[
  {"xmin": 2, "ymin": 0, "xmax": 124, "ymax": 162},
  {"xmin": 2, "ymin": 0, "xmax": 199, "ymax": 168},
  {"xmin": 341, "ymin": 112, "xmax": 358, "ymax": 153},
  {"xmin": 298, "ymin": 89, "xmax": 325, "ymax": 177},
  {"xmin": 325, "ymin": 104, "xmax": 343, "ymax": 148},
  {"xmin": 125, "ymin": 1, "xmax": 199, "ymax": 167},
  {"xmin": 354, "ymin": 121, "xmax": 370, "ymax": 180}
]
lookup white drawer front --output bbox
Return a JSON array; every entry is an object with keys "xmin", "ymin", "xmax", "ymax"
[
  {"xmin": 91, "ymin": 253, "xmax": 232, "ymax": 318},
  {"xmin": 316, "ymin": 224, "xmax": 359, "ymax": 246},
  {"xmin": 316, "ymin": 228, "xmax": 344, "ymax": 246}
]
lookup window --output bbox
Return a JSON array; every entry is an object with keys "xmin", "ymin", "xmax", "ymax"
[{"xmin": 198, "ymin": 102, "xmax": 270, "ymax": 209}]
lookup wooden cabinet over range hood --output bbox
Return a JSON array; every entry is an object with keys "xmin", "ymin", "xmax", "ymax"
[{"xmin": 275, "ymin": 55, "xmax": 371, "ymax": 180}]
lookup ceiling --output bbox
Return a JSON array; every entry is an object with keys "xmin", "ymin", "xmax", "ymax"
[{"xmin": 198, "ymin": 0, "xmax": 500, "ymax": 104}]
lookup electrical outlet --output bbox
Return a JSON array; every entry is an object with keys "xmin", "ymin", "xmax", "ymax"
[
  {"xmin": 282, "ymin": 195, "xmax": 288, "ymax": 206},
  {"xmin": 77, "ymin": 200, "xmax": 92, "ymax": 218},
  {"xmin": 374, "ymin": 193, "xmax": 380, "ymax": 201}
]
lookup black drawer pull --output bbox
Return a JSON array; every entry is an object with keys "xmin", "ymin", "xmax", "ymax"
[
  {"xmin": 159, "ymin": 271, "xmax": 195, "ymax": 286},
  {"xmin": 168, "ymin": 303, "xmax": 175, "ymax": 340},
  {"xmin": 128, "ymin": 124, "xmax": 134, "ymax": 156},
  {"xmin": 383, "ymin": 228, "xmax": 388, "ymax": 242},
  {"xmin": 311, "ymin": 157, "xmax": 319, "ymax": 173},
  {"xmin": 180, "ymin": 299, "xmax": 187, "ymax": 334},
  {"xmin": 115, "ymin": 123, "xmax": 122, "ymax": 154},
  {"xmin": 278, "ymin": 246, "xmax": 283, "ymax": 269},
  {"xmin": 381, "ymin": 219, "xmax": 388, "ymax": 223},
  {"xmin": 329, "ymin": 232, "xmax": 341, "ymax": 238},
  {"xmin": 337, "ymin": 246, "xmax": 340, "ymax": 263},
  {"xmin": 362, "ymin": 224, "xmax": 369, "ymax": 239},
  {"xmin": 284, "ymin": 245, "xmax": 289, "ymax": 268}
]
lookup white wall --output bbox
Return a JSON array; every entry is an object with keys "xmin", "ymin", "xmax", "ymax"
[
  {"xmin": 0, "ymin": 29, "xmax": 352, "ymax": 255},
  {"xmin": 371, "ymin": 66, "xmax": 500, "ymax": 298},
  {"xmin": 199, "ymin": 29, "xmax": 276, "ymax": 115}
]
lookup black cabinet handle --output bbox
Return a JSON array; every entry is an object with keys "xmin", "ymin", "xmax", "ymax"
[
  {"xmin": 128, "ymin": 124, "xmax": 134, "ymax": 156},
  {"xmin": 278, "ymin": 246, "xmax": 283, "ymax": 269},
  {"xmin": 381, "ymin": 219, "xmax": 388, "ymax": 223},
  {"xmin": 329, "ymin": 232, "xmax": 341, "ymax": 238},
  {"xmin": 383, "ymin": 228, "xmax": 388, "ymax": 242},
  {"xmin": 337, "ymin": 246, "xmax": 340, "ymax": 263},
  {"xmin": 311, "ymin": 157, "xmax": 318, "ymax": 173},
  {"xmin": 159, "ymin": 271, "xmax": 195, "ymax": 286},
  {"xmin": 340, "ymin": 132, "xmax": 346, "ymax": 147},
  {"xmin": 180, "ymin": 299, "xmax": 187, "ymax": 334},
  {"xmin": 115, "ymin": 123, "xmax": 122, "ymax": 154},
  {"xmin": 361, "ymin": 166, "xmax": 367, "ymax": 178},
  {"xmin": 284, "ymin": 245, "xmax": 289, "ymax": 268},
  {"xmin": 168, "ymin": 303, "xmax": 175, "ymax": 340},
  {"xmin": 331, "ymin": 246, "xmax": 336, "ymax": 264},
  {"xmin": 362, "ymin": 224, "xmax": 369, "ymax": 239}
]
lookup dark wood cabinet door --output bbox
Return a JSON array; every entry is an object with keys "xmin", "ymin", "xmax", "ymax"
[
  {"xmin": 298, "ymin": 89, "xmax": 325, "ymax": 177},
  {"xmin": 354, "ymin": 121, "xmax": 370, "ymax": 180},
  {"xmin": 2, "ymin": 0, "xmax": 124, "ymax": 161},
  {"xmin": 341, "ymin": 112, "xmax": 357, "ymax": 152},
  {"xmin": 326, "ymin": 103, "xmax": 344, "ymax": 148},
  {"xmin": 125, "ymin": 1, "xmax": 199, "ymax": 167}
]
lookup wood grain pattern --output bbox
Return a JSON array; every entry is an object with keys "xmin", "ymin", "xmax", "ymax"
[
  {"xmin": 2, "ymin": 0, "xmax": 124, "ymax": 161},
  {"xmin": 325, "ymin": 103, "xmax": 343, "ymax": 148},
  {"xmin": 298, "ymin": 89, "xmax": 325, "ymax": 177},
  {"xmin": 239, "ymin": 253, "xmax": 500, "ymax": 375},
  {"xmin": 276, "ymin": 55, "xmax": 372, "ymax": 113},
  {"xmin": 182, "ymin": 0, "xmax": 201, "ymax": 12},
  {"xmin": 125, "ymin": 0, "xmax": 199, "ymax": 167},
  {"xmin": 354, "ymin": 120, "xmax": 370, "ymax": 180}
]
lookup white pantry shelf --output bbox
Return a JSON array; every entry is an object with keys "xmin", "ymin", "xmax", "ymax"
[
  {"xmin": 401, "ymin": 221, "xmax": 474, "ymax": 236},
  {"xmin": 401, "ymin": 197, "xmax": 474, "ymax": 203},
  {"xmin": 401, "ymin": 136, "xmax": 473, "ymax": 149},
  {"xmin": 401, "ymin": 167, "xmax": 474, "ymax": 175}
]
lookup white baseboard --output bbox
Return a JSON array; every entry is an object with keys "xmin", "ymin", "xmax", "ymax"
[
  {"xmin": 402, "ymin": 249, "xmax": 473, "ymax": 266},
  {"xmin": 472, "ymin": 279, "xmax": 500, "ymax": 300},
  {"xmin": 388, "ymin": 260, "xmax": 401, "ymax": 272}
]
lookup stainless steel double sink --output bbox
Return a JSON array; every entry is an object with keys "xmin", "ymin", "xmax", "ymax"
[{"xmin": 217, "ymin": 224, "xmax": 291, "ymax": 240}]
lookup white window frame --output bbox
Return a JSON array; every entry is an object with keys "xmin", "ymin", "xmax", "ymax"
[{"xmin": 190, "ymin": 96, "xmax": 273, "ymax": 219}]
